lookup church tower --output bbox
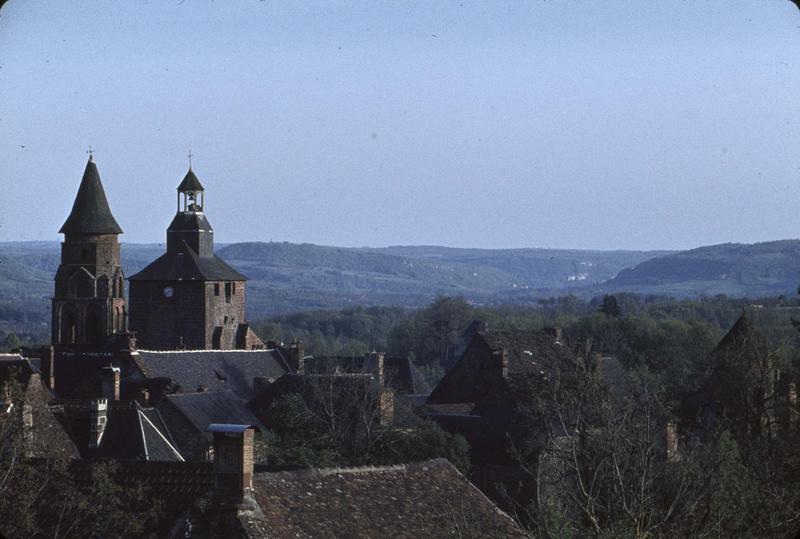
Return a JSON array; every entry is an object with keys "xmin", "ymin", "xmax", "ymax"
[
  {"xmin": 52, "ymin": 156, "xmax": 127, "ymax": 347},
  {"xmin": 129, "ymin": 167, "xmax": 262, "ymax": 350}
]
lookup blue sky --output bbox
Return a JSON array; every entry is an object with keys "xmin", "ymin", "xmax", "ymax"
[{"xmin": 1, "ymin": 1, "xmax": 800, "ymax": 250}]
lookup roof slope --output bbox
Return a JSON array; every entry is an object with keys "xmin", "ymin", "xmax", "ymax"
[
  {"xmin": 304, "ymin": 355, "xmax": 431, "ymax": 395},
  {"xmin": 52, "ymin": 400, "xmax": 182, "ymax": 461},
  {"xmin": 128, "ymin": 241, "xmax": 246, "ymax": 281},
  {"xmin": 427, "ymin": 329, "xmax": 573, "ymax": 408},
  {"xmin": 162, "ymin": 390, "xmax": 264, "ymax": 434},
  {"xmin": 177, "ymin": 169, "xmax": 205, "ymax": 192},
  {"xmin": 134, "ymin": 349, "xmax": 288, "ymax": 401},
  {"xmin": 59, "ymin": 158, "xmax": 123, "ymax": 235},
  {"xmin": 249, "ymin": 459, "xmax": 525, "ymax": 538}
]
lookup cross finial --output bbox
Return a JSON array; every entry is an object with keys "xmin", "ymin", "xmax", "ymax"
[
  {"xmin": 86, "ymin": 146, "xmax": 95, "ymax": 162},
  {"xmin": 187, "ymin": 149, "xmax": 193, "ymax": 169}
]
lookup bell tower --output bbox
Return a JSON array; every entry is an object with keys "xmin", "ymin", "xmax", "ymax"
[
  {"xmin": 129, "ymin": 165, "xmax": 262, "ymax": 350},
  {"xmin": 52, "ymin": 156, "xmax": 126, "ymax": 347},
  {"xmin": 166, "ymin": 168, "xmax": 214, "ymax": 257}
]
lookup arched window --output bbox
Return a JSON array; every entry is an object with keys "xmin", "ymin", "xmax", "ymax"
[
  {"xmin": 76, "ymin": 271, "xmax": 95, "ymax": 298},
  {"xmin": 98, "ymin": 275, "xmax": 110, "ymax": 297},
  {"xmin": 86, "ymin": 306, "xmax": 103, "ymax": 345},
  {"xmin": 60, "ymin": 306, "xmax": 79, "ymax": 344}
]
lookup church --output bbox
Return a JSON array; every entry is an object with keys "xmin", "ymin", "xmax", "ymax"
[{"xmin": 52, "ymin": 155, "xmax": 263, "ymax": 352}]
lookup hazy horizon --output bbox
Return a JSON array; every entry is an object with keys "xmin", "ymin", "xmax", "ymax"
[{"xmin": 2, "ymin": 2, "xmax": 800, "ymax": 251}]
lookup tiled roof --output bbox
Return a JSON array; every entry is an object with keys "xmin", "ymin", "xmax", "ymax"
[
  {"xmin": 482, "ymin": 330, "xmax": 574, "ymax": 375},
  {"xmin": 249, "ymin": 459, "xmax": 525, "ymax": 538},
  {"xmin": 133, "ymin": 349, "xmax": 289, "ymax": 401},
  {"xmin": 127, "ymin": 241, "xmax": 246, "ymax": 281},
  {"xmin": 59, "ymin": 158, "xmax": 123, "ymax": 235}
]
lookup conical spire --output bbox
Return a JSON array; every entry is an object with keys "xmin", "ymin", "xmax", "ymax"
[
  {"xmin": 59, "ymin": 158, "xmax": 123, "ymax": 235},
  {"xmin": 177, "ymin": 168, "xmax": 204, "ymax": 192}
]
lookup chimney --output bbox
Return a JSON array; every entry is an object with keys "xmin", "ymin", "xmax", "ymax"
[
  {"xmin": 544, "ymin": 326, "xmax": 563, "ymax": 345},
  {"xmin": 289, "ymin": 340, "xmax": 305, "ymax": 374},
  {"xmin": 369, "ymin": 351, "xmax": 385, "ymax": 386},
  {"xmin": 490, "ymin": 349, "xmax": 509, "ymax": 378},
  {"xmin": 253, "ymin": 376, "xmax": 272, "ymax": 395},
  {"xmin": 665, "ymin": 420, "xmax": 678, "ymax": 462},
  {"xmin": 592, "ymin": 353, "xmax": 604, "ymax": 381},
  {"xmin": 207, "ymin": 424, "xmax": 257, "ymax": 503},
  {"xmin": 101, "ymin": 366, "xmax": 120, "ymax": 400},
  {"xmin": 379, "ymin": 388, "xmax": 394, "ymax": 425},
  {"xmin": 137, "ymin": 388, "xmax": 150, "ymax": 407},
  {"xmin": 90, "ymin": 399, "xmax": 108, "ymax": 449},
  {"xmin": 41, "ymin": 346, "xmax": 56, "ymax": 391}
]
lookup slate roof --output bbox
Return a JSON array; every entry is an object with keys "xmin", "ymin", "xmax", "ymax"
[
  {"xmin": 177, "ymin": 168, "xmax": 205, "ymax": 192},
  {"xmin": 133, "ymin": 349, "xmax": 289, "ymax": 401},
  {"xmin": 51, "ymin": 400, "xmax": 183, "ymax": 461},
  {"xmin": 248, "ymin": 372, "xmax": 380, "ymax": 426},
  {"xmin": 0, "ymin": 353, "xmax": 35, "ymax": 384},
  {"xmin": 427, "ymin": 329, "xmax": 574, "ymax": 409},
  {"xmin": 680, "ymin": 312, "xmax": 775, "ymax": 434},
  {"xmin": 127, "ymin": 241, "xmax": 246, "ymax": 281},
  {"xmin": 168, "ymin": 211, "xmax": 213, "ymax": 232},
  {"xmin": 48, "ymin": 351, "xmax": 140, "ymax": 399},
  {"xmin": 162, "ymin": 390, "xmax": 264, "ymax": 435},
  {"xmin": 248, "ymin": 459, "xmax": 525, "ymax": 538},
  {"xmin": 305, "ymin": 355, "xmax": 431, "ymax": 395},
  {"xmin": 59, "ymin": 158, "xmax": 123, "ymax": 235}
]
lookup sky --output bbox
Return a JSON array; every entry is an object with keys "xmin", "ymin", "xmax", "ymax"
[{"xmin": 1, "ymin": 1, "xmax": 800, "ymax": 251}]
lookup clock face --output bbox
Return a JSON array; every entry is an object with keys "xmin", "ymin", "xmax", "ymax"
[{"xmin": 163, "ymin": 286, "xmax": 174, "ymax": 298}]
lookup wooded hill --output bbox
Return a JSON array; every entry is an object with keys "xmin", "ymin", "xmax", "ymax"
[{"xmin": 5, "ymin": 239, "xmax": 800, "ymax": 341}]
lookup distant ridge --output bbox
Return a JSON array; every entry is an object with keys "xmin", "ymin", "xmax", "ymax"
[
  {"xmin": 4, "ymin": 239, "xmax": 800, "ymax": 339},
  {"xmin": 600, "ymin": 240, "xmax": 800, "ymax": 298}
]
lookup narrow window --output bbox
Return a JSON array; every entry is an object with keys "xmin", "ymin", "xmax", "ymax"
[
  {"xmin": 225, "ymin": 282, "xmax": 231, "ymax": 303},
  {"xmin": 214, "ymin": 283, "xmax": 220, "ymax": 296},
  {"xmin": 232, "ymin": 282, "xmax": 236, "ymax": 295}
]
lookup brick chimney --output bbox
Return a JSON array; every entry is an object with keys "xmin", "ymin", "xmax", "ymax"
[
  {"xmin": 41, "ymin": 346, "xmax": 56, "ymax": 391},
  {"xmin": 289, "ymin": 340, "xmax": 304, "ymax": 374},
  {"xmin": 489, "ymin": 349, "xmax": 509, "ymax": 378},
  {"xmin": 665, "ymin": 420, "xmax": 678, "ymax": 462},
  {"xmin": 379, "ymin": 387, "xmax": 394, "ymax": 425},
  {"xmin": 207, "ymin": 424, "xmax": 257, "ymax": 503},
  {"xmin": 368, "ymin": 351, "xmax": 385, "ymax": 386},
  {"xmin": 101, "ymin": 366, "xmax": 120, "ymax": 400},
  {"xmin": 89, "ymin": 399, "xmax": 108, "ymax": 449}
]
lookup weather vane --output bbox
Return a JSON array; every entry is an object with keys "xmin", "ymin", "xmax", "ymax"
[
  {"xmin": 187, "ymin": 149, "xmax": 193, "ymax": 168},
  {"xmin": 86, "ymin": 146, "xmax": 95, "ymax": 161}
]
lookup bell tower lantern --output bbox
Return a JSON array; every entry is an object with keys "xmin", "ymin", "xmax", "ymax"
[{"xmin": 166, "ymin": 169, "xmax": 214, "ymax": 257}]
